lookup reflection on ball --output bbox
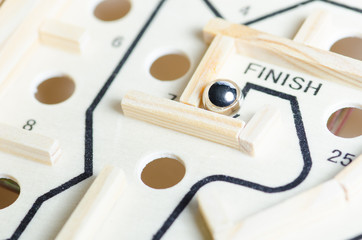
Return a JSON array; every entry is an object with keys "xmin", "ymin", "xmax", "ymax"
[{"xmin": 202, "ymin": 79, "xmax": 242, "ymax": 115}]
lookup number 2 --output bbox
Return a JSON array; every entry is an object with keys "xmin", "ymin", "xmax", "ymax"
[{"xmin": 327, "ymin": 149, "xmax": 341, "ymax": 163}]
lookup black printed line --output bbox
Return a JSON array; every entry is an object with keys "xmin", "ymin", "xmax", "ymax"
[
  {"xmin": 8, "ymin": 1, "xmax": 167, "ymax": 239},
  {"xmin": 320, "ymin": 0, "xmax": 362, "ymax": 13},
  {"xmin": 243, "ymin": 0, "xmax": 315, "ymax": 25},
  {"xmin": 153, "ymin": 83, "xmax": 312, "ymax": 239},
  {"xmin": 202, "ymin": 0, "xmax": 224, "ymax": 18}
]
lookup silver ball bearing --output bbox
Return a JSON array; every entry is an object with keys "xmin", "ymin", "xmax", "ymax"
[{"xmin": 202, "ymin": 79, "xmax": 243, "ymax": 115}]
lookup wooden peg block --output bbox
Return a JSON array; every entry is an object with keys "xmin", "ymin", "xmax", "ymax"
[
  {"xmin": 121, "ymin": 91, "xmax": 245, "ymax": 150},
  {"xmin": 0, "ymin": 122, "xmax": 61, "ymax": 165},
  {"xmin": 293, "ymin": 10, "xmax": 331, "ymax": 46},
  {"xmin": 56, "ymin": 166, "xmax": 126, "ymax": 240},
  {"xmin": 203, "ymin": 18, "xmax": 362, "ymax": 89},
  {"xmin": 39, "ymin": 19, "xmax": 87, "ymax": 53},
  {"xmin": 335, "ymin": 154, "xmax": 362, "ymax": 202},
  {"xmin": 238, "ymin": 105, "xmax": 281, "ymax": 156},
  {"xmin": 180, "ymin": 35, "xmax": 236, "ymax": 107},
  {"xmin": 229, "ymin": 180, "xmax": 347, "ymax": 239},
  {"xmin": 197, "ymin": 189, "xmax": 233, "ymax": 240}
]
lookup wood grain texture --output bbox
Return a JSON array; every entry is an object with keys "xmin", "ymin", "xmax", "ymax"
[
  {"xmin": 204, "ymin": 18, "xmax": 362, "ymax": 89},
  {"xmin": 0, "ymin": 0, "xmax": 67, "ymax": 92},
  {"xmin": 293, "ymin": 10, "xmax": 331, "ymax": 45},
  {"xmin": 335, "ymin": 154, "xmax": 362, "ymax": 202},
  {"xmin": 198, "ymin": 189, "xmax": 233, "ymax": 240},
  {"xmin": 56, "ymin": 165, "xmax": 126, "ymax": 240},
  {"xmin": 238, "ymin": 105, "xmax": 281, "ymax": 156},
  {"xmin": 228, "ymin": 180, "xmax": 347, "ymax": 239},
  {"xmin": 200, "ymin": 156, "xmax": 362, "ymax": 239},
  {"xmin": 39, "ymin": 19, "xmax": 87, "ymax": 53},
  {"xmin": 122, "ymin": 90, "xmax": 245, "ymax": 150},
  {"xmin": 180, "ymin": 34, "xmax": 236, "ymax": 107},
  {"xmin": 0, "ymin": 122, "xmax": 61, "ymax": 165}
]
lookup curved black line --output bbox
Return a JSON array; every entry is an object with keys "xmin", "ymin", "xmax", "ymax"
[
  {"xmin": 152, "ymin": 83, "xmax": 313, "ymax": 239},
  {"xmin": 7, "ymin": 0, "xmax": 362, "ymax": 238},
  {"xmin": 8, "ymin": 0, "xmax": 167, "ymax": 239}
]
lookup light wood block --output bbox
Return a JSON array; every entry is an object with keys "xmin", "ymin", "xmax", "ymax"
[
  {"xmin": 56, "ymin": 165, "xmax": 126, "ymax": 240},
  {"xmin": 203, "ymin": 18, "xmax": 362, "ymax": 90},
  {"xmin": 335, "ymin": 154, "xmax": 362, "ymax": 202},
  {"xmin": 200, "ymin": 156, "xmax": 362, "ymax": 239},
  {"xmin": 293, "ymin": 10, "xmax": 331, "ymax": 45},
  {"xmin": 122, "ymin": 90, "xmax": 245, "ymax": 150},
  {"xmin": 238, "ymin": 105, "xmax": 281, "ymax": 156},
  {"xmin": 198, "ymin": 189, "xmax": 233, "ymax": 240},
  {"xmin": 180, "ymin": 34, "xmax": 236, "ymax": 107},
  {"xmin": 39, "ymin": 19, "xmax": 87, "ymax": 53},
  {"xmin": 0, "ymin": 122, "xmax": 61, "ymax": 165},
  {"xmin": 0, "ymin": 0, "xmax": 66, "ymax": 92},
  {"xmin": 228, "ymin": 180, "xmax": 347, "ymax": 239}
]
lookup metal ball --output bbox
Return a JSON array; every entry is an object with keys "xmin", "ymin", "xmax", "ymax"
[{"xmin": 202, "ymin": 79, "xmax": 242, "ymax": 115}]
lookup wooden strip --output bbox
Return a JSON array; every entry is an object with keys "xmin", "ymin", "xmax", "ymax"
[
  {"xmin": 122, "ymin": 90, "xmax": 245, "ymax": 150},
  {"xmin": 200, "ymin": 156, "xmax": 362, "ymax": 239},
  {"xmin": 0, "ymin": 0, "xmax": 68, "ymax": 92},
  {"xmin": 228, "ymin": 180, "xmax": 347, "ymax": 239},
  {"xmin": 56, "ymin": 165, "xmax": 126, "ymax": 240},
  {"xmin": 39, "ymin": 19, "xmax": 87, "ymax": 53},
  {"xmin": 238, "ymin": 105, "xmax": 281, "ymax": 156},
  {"xmin": 198, "ymin": 189, "xmax": 233, "ymax": 240},
  {"xmin": 204, "ymin": 18, "xmax": 362, "ymax": 89},
  {"xmin": 335, "ymin": 154, "xmax": 362, "ymax": 202},
  {"xmin": 293, "ymin": 10, "xmax": 330, "ymax": 46},
  {"xmin": 0, "ymin": 122, "xmax": 61, "ymax": 165},
  {"xmin": 180, "ymin": 34, "xmax": 236, "ymax": 107}
]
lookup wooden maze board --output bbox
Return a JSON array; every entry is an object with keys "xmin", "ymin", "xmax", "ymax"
[{"xmin": 0, "ymin": 0, "xmax": 361, "ymax": 239}]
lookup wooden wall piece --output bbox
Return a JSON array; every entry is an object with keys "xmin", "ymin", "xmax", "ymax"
[
  {"xmin": 122, "ymin": 90, "xmax": 245, "ymax": 150},
  {"xmin": 0, "ymin": 122, "xmax": 61, "ymax": 165},
  {"xmin": 180, "ymin": 35, "xmax": 236, "ymax": 107},
  {"xmin": 203, "ymin": 18, "xmax": 362, "ymax": 90},
  {"xmin": 199, "ymin": 155, "xmax": 362, "ymax": 239},
  {"xmin": 39, "ymin": 19, "xmax": 87, "ymax": 53},
  {"xmin": 228, "ymin": 180, "xmax": 347, "ymax": 239},
  {"xmin": 335, "ymin": 154, "xmax": 362, "ymax": 202},
  {"xmin": 0, "ymin": 1, "xmax": 361, "ymax": 239},
  {"xmin": 56, "ymin": 165, "xmax": 126, "ymax": 240},
  {"xmin": 238, "ymin": 105, "xmax": 281, "ymax": 156},
  {"xmin": 197, "ymin": 189, "xmax": 234, "ymax": 240},
  {"xmin": 293, "ymin": 10, "xmax": 331, "ymax": 46}
]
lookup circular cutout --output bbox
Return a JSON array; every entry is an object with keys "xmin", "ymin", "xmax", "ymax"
[
  {"xmin": 0, "ymin": 177, "xmax": 20, "ymax": 209},
  {"xmin": 330, "ymin": 37, "xmax": 362, "ymax": 61},
  {"xmin": 141, "ymin": 156, "xmax": 185, "ymax": 189},
  {"xmin": 94, "ymin": 0, "xmax": 131, "ymax": 21},
  {"xmin": 327, "ymin": 107, "xmax": 362, "ymax": 138},
  {"xmin": 35, "ymin": 75, "xmax": 75, "ymax": 104},
  {"xmin": 149, "ymin": 53, "xmax": 190, "ymax": 81}
]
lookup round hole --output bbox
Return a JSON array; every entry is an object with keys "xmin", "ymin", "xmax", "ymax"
[
  {"xmin": 0, "ymin": 177, "xmax": 20, "ymax": 209},
  {"xmin": 94, "ymin": 0, "xmax": 131, "ymax": 21},
  {"xmin": 35, "ymin": 75, "xmax": 75, "ymax": 104},
  {"xmin": 141, "ymin": 156, "xmax": 186, "ymax": 189},
  {"xmin": 330, "ymin": 37, "xmax": 362, "ymax": 61},
  {"xmin": 149, "ymin": 53, "xmax": 190, "ymax": 81},
  {"xmin": 327, "ymin": 107, "xmax": 362, "ymax": 138}
]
